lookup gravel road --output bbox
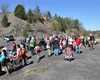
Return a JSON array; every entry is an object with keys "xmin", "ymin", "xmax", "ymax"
[{"xmin": 0, "ymin": 38, "xmax": 100, "ymax": 80}]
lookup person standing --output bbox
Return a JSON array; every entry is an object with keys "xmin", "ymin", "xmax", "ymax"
[
  {"xmin": 46, "ymin": 37, "xmax": 51, "ymax": 57},
  {"xmin": 34, "ymin": 45, "xmax": 41, "ymax": 63},
  {"xmin": 16, "ymin": 44, "xmax": 22, "ymax": 62},
  {"xmin": 0, "ymin": 51, "xmax": 9, "ymax": 75},
  {"xmin": 68, "ymin": 35, "xmax": 73, "ymax": 50},
  {"xmin": 20, "ymin": 44, "xmax": 28, "ymax": 66},
  {"xmin": 72, "ymin": 40, "xmax": 76, "ymax": 52},
  {"xmin": 89, "ymin": 34, "xmax": 95, "ymax": 50},
  {"xmin": 82, "ymin": 36, "xmax": 87, "ymax": 47},
  {"xmin": 75, "ymin": 35, "xmax": 82, "ymax": 54},
  {"xmin": 39, "ymin": 36, "xmax": 45, "ymax": 51},
  {"xmin": 87, "ymin": 35, "xmax": 90, "ymax": 47},
  {"xmin": 29, "ymin": 37, "xmax": 35, "ymax": 56},
  {"xmin": 11, "ymin": 42, "xmax": 16, "ymax": 52},
  {"xmin": 53, "ymin": 36, "xmax": 60, "ymax": 56}
]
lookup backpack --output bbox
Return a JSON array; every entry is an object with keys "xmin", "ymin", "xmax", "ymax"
[
  {"xmin": 19, "ymin": 48, "xmax": 25, "ymax": 56},
  {"xmin": 40, "ymin": 37, "xmax": 44, "ymax": 42},
  {"xmin": 62, "ymin": 44, "xmax": 65, "ymax": 49},
  {"xmin": 36, "ymin": 46, "xmax": 41, "ymax": 52},
  {"xmin": 50, "ymin": 37, "xmax": 54, "ymax": 43}
]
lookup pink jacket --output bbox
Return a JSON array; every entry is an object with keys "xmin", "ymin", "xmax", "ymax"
[
  {"xmin": 65, "ymin": 47, "xmax": 72, "ymax": 56},
  {"xmin": 72, "ymin": 41, "xmax": 76, "ymax": 47}
]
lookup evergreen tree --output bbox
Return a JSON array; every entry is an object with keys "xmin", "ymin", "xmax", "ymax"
[
  {"xmin": 34, "ymin": 5, "xmax": 41, "ymax": 16},
  {"xmin": 55, "ymin": 17, "xmax": 67, "ymax": 33},
  {"xmin": 27, "ymin": 9, "xmax": 34, "ymax": 23},
  {"xmin": 46, "ymin": 11, "xmax": 52, "ymax": 21},
  {"xmin": 1, "ymin": 14, "xmax": 8, "ymax": 27},
  {"xmin": 14, "ymin": 4, "xmax": 26, "ymax": 20},
  {"xmin": 60, "ymin": 18, "xmax": 67, "ymax": 32},
  {"xmin": 53, "ymin": 13, "xmax": 58, "ymax": 21},
  {"xmin": 33, "ymin": 5, "xmax": 41, "ymax": 21}
]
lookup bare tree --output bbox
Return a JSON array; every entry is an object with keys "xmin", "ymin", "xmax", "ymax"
[{"xmin": 1, "ymin": 3, "xmax": 10, "ymax": 13}]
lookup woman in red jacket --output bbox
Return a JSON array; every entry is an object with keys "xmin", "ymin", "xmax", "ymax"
[{"xmin": 75, "ymin": 36, "xmax": 82, "ymax": 54}]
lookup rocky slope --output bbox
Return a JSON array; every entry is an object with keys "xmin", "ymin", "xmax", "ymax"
[{"xmin": 0, "ymin": 12, "xmax": 56, "ymax": 37}]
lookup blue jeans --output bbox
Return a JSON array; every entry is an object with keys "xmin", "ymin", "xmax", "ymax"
[
  {"xmin": 54, "ymin": 47, "xmax": 59, "ymax": 56},
  {"xmin": 75, "ymin": 46, "xmax": 80, "ymax": 53},
  {"xmin": 36, "ymin": 52, "xmax": 40, "ymax": 60},
  {"xmin": 60, "ymin": 48, "xmax": 65, "ymax": 53}
]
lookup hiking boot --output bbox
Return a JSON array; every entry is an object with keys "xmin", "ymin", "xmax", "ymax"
[
  {"xmin": 48, "ymin": 55, "xmax": 51, "ymax": 57},
  {"xmin": 37, "ymin": 59, "xmax": 40, "ymax": 63}
]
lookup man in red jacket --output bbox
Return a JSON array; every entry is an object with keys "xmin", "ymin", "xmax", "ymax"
[{"xmin": 75, "ymin": 35, "xmax": 82, "ymax": 54}]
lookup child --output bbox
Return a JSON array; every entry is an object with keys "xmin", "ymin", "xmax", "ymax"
[
  {"xmin": 64, "ymin": 45, "xmax": 74, "ymax": 62},
  {"xmin": 34, "ymin": 45, "xmax": 41, "ymax": 63}
]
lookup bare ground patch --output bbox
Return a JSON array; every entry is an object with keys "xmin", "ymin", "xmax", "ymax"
[
  {"xmin": 23, "ymin": 62, "xmax": 53, "ymax": 76},
  {"xmin": 6, "ymin": 62, "xmax": 53, "ymax": 80}
]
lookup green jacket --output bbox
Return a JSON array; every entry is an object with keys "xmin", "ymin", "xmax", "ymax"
[
  {"xmin": 30, "ymin": 39, "xmax": 35, "ymax": 47},
  {"xmin": 83, "ymin": 37, "xmax": 87, "ymax": 42}
]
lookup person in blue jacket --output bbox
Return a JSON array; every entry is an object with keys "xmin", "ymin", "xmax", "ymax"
[{"xmin": 0, "ymin": 51, "xmax": 9, "ymax": 75}]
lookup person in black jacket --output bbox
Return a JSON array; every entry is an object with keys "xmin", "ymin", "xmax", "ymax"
[
  {"xmin": 53, "ymin": 36, "xmax": 60, "ymax": 56},
  {"xmin": 89, "ymin": 34, "xmax": 95, "ymax": 49}
]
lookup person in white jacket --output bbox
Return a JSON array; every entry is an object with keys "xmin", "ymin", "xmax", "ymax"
[{"xmin": 46, "ymin": 37, "xmax": 51, "ymax": 57}]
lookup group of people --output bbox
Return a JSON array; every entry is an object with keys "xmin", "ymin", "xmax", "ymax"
[{"xmin": 0, "ymin": 33, "xmax": 96, "ymax": 75}]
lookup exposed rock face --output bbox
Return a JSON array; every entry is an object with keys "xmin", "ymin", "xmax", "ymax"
[
  {"xmin": 3, "ymin": 13, "xmax": 54, "ymax": 36},
  {"xmin": 8, "ymin": 13, "xmax": 28, "ymax": 36},
  {"xmin": 0, "ymin": 12, "xmax": 77, "ymax": 37}
]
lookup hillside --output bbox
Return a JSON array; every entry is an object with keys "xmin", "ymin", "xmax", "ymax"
[
  {"xmin": 0, "ymin": 12, "xmax": 88, "ymax": 37},
  {"xmin": 0, "ymin": 13, "xmax": 55, "ymax": 37},
  {"xmin": 8, "ymin": 13, "xmax": 29, "ymax": 36}
]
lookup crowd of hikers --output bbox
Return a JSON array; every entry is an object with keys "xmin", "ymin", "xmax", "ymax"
[{"xmin": 0, "ymin": 33, "xmax": 96, "ymax": 75}]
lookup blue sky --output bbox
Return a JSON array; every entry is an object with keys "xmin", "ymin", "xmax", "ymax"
[{"xmin": 0, "ymin": 0, "xmax": 100, "ymax": 31}]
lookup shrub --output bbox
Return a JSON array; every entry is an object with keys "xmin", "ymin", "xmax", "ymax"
[
  {"xmin": 1, "ymin": 14, "xmax": 8, "ymax": 27},
  {"xmin": 22, "ymin": 24, "xmax": 31, "ymax": 37}
]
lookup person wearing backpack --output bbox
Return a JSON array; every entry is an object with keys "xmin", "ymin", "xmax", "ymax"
[
  {"xmin": 53, "ymin": 36, "xmax": 60, "ymax": 56},
  {"xmin": 20, "ymin": 47, "xmax": 27, "ymax": 66},
  {"xmin": 34, "ymin": 45, "xmax": 41, "ymax": 63},
  {"xmin": 0, "ymin": 51, "xmax": 9, "ymax": 75},
  {"xmin": 12, "ymin": 42, "xmax": 16, "ymax": 52},
  {"xmin": 16, "ymin": 44, "xmax": 22, "ymax": 61},
  {"xmin": 50, "ymin": 36, "xmax": 54, "ymax": 50},
  {"xmin": 39, "ymin": 36, "xmax": 45, "ymax": 51}
]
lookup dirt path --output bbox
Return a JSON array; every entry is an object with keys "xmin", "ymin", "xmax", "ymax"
[{"xmin": 0, "ymin": 41, "xmax": 100, "ymax": 80}]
